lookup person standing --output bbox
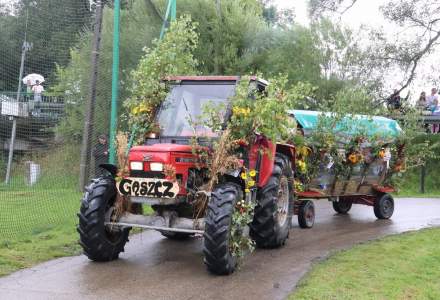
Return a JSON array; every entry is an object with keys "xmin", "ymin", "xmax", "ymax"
[
  {"xmin": 427, "ymin": 88, "xmax": 439, "ymax": 133},
  {"xmin": 93, "ymin": 134, "xmax": 109, "ymax": 177},
  {"xmin": 32, "ymin": 80, "xmax": 44, "ymax": 102},
  {"xmin": 25, "ymin": 79, "xmax": 33, "ymax": 95},
  {"xmin": 416, "ymin": 91, "xmax": 427, "ymax": 110}
]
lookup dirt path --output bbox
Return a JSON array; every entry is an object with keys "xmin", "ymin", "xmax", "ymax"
[{"xmin": 1, "ymin": 198, "xmax": 439, "ymax": 300}]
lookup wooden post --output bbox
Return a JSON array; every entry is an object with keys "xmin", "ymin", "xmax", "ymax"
[{"xmin": 420, "ymin": 165, "xmax": 426, "ymax": 194}]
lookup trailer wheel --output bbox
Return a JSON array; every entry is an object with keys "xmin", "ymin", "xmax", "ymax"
[
  {"xmin": 298, "ymin": 200, "xmax": 315, "ymax": 228},
  {"xmin": 374, "ymin": 193, "xmax": 394, "ymax": 219},
  {"xmin": 203, "ymin": 182, "xmax": 242, "ymax": 275},
  {"xmin": 332, "ymin": 199, "xmax": 352, "ymax": 214},
  {"xmin": 77, "ymin": 177, "xmax": 130, "ymax": 261},
  {"xmin": 250, "ymin": 153, "xmax": 293, "ymax": 248}
]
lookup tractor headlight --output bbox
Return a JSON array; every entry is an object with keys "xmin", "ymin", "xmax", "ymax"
[
  {"xmin": 130, "ymin": 161, "xmax": 143, "ymax": 170},
  {"xmin": 150, "ymin": 162, "xmax": 164, "ymax": 172}
]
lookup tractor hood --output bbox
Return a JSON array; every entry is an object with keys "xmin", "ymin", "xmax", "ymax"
[
  {"xmin": 130, "ymin": 143, "xmax": 193, "ymax": 153},
  {"xmin": 128, "ymin": 143, "xmax": 197, "ymax": 170}
]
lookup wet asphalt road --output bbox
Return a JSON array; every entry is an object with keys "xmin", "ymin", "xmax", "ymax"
[{"xmin": 1, "ymin": 198, "xmax": 439, "ymax": 300}]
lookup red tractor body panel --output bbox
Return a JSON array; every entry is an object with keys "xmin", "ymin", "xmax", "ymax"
[{"xmin": 129, "ymin": 144, "xmax": 198, "ymax": 195}]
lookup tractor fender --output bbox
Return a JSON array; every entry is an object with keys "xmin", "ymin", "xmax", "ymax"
[
  {"xmin": 276, "ymin": 143, "xmax": 295, "ymax": 171},
  {"xmin": 99, "ymin": 163, "xmax": 119, "ymax": 177}
]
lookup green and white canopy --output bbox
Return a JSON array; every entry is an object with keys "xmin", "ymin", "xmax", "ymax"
[{"xmin": 289, "ymin": 110, "xmax": 402, "ymax": 142}]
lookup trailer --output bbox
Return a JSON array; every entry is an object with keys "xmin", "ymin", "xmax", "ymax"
[{"xmin": 289, "ymin": 110, "xmax": 403, "ymax": 228}]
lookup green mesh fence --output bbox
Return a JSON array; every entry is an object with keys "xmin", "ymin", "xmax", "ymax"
[
  {"xmin": 0, "ymin": 1, "xmax": 164, "ymax": 251},
  {"xmin": 0, "ymin": 1, "xmax": 95, "ymax": 243}
]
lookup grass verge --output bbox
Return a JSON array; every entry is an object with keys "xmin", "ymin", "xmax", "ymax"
[
  {"xmin": 0, "ymin": 187, "xmax": 82, "ymax": 276},
  {"xmin": 290, "ymin": 228, "xmax": 440, "ymax": 300},
  {"xmin": 0, "ymin": 183, "xmax": 153, "ymax": 277}
]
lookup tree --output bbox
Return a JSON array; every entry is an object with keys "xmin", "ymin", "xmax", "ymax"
[
  {"xmin": 308, "ymin": 0, "xmax": 440, "ymax": 101},
  {"xmin": 0, "ymin": 0, "xmax": 93, "ymax": 91}
]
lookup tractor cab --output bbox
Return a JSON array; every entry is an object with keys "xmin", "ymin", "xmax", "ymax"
[{"xmin": 145, "ymin": 76, "xmax": 267, "ymax": 143}]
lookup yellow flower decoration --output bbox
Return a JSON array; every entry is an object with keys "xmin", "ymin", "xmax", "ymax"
[
  {"xmin": 249, "ymin": 169, "xmax": 257, "ymax": 177},
  {"xmin": 131, "ymin": 106, "xmax": 139, "ymax": 115},
  {"xmin": 232, "ymin": 106, "xmax": 251, "ymax": 117},
  {"xmin": 245, "ymin": 188, "xmax": 250, "ymax": 193},
  {"xmin": 240, "ymin": 172, "xmax": 247, "ymax": 180},
  {"xmin": 297, "ymin": 146, "xmax": 311, "ymax": 158},
  {"xmin": 247, "ymin": 180, "xmax": 255, "ymax": 187},
  {"xmin": 294, "ymin": 180, "xmax": 304, "ymax": 192},
  {"xmin": 297, "ymin": 160, "xmax": 306, "ymax": 173},
  {"xmin": 348, "ymin": 153, "xmax": 363, "ymax": 164}
]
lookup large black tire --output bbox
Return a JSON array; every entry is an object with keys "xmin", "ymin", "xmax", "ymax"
[
  {"xmin": 374, "ymin": 193, "xmax": 394, "ymax": 219},
  {"xmin": 298, "ymin": 200, "xmax": 315, "ymax": 228},
  {"xmin": 332, "ymin": 199, "xmax": 352, "ymax": 214},
  {"xmin": 203, "ymin": 183, "xmax": 242, "ymax": 275},
  {"xmin": 250, "ymin": 153, "xmax": 293, "ymax": 248},
  {"xmin": 77, "ymin": 177, "xmax": 130, "ymax": 261}
]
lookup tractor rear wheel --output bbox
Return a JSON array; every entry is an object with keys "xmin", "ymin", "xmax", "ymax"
[
  {"xmin": 250, "ymin": 153, "xmax": 293, "ymax": 248},
  {"xmin": 374, "ymin": 193, "xmax": 394, "ymax": 219},
  {"xmin": 203, "ymin": 182, "xmax": 242, "ymax": 275},
  {"xmin": 77, "ymin": 177, "xmax": 130, "ymax": 261},
  {"xmin": 332, "ymin": 199, "xmax": 352, "ymax": 214}
]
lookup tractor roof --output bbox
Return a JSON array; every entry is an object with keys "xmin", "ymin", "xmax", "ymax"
[{"xmin": 164, "ymin": 75, "xmax": 268, "ymax": 86}]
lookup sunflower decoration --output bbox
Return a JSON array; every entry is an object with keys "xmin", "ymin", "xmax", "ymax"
[
  {"xmin": 378, "ymin": 148, "xmax": 386, "ymax": 159},
  {"xmin": 241, "ymin": 169, "xmax": 257, "ymax": 194},
  {"xmin": 347, "ymin": 152, "xmax": 363, "ymax": 164}
]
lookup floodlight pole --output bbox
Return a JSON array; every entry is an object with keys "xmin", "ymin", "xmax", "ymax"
[
  {"xmin": 109, "ymin": 0, "xmax": 121, "ymax": 165},
  {"xmin": 78, "ymin": 0, "xmax": 104, "ymax": 190},
  {"xmin": 5, "ymin": 22, "xmax": 30, "ymax": 184}
]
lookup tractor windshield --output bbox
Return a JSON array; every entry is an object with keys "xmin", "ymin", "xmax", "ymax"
[{"xmin": 157, "ymin": 82, "xmax": 236, "ymax": 137}]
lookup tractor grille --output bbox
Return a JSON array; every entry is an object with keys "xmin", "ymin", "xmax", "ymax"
[{"xmin": 129, "ymin": 170, "xmax": 165, "ymax": 178}]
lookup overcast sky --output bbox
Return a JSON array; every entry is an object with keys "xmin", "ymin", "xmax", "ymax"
[{"xmin": 275, "ymin": 0, "xmax": 438, "ymax": 100}]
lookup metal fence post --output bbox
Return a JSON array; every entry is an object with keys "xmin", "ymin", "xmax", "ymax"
[
  {"xmin": 109, "ymin": 0, "xmax": 120, "ymax": 165},
  {"xmin": 78, "ymin": 0, "xmax": 104, "ymax": 190}
]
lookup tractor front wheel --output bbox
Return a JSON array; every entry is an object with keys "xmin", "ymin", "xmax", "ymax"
[
  {"xmin": 203, "ymin": 183, "xmax": 242, "ymax": 275},
  {"xmin": 77, "ymin": 177, "xmax": 130, "ymax": 261}
]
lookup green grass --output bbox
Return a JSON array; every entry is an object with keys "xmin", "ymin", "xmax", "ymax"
[
  {"xmin": 394, "ymin": 159, "xmax": 440, "ymax": 197},
  {"xmin": 0, "ymin": 186, "xmax": 82, "ymax": 276},
  {"xmin": 290, "ymin": 228, "xmax": 440, "ymax": 300},
  {"xmin": 0, "ymin": 174, "xmax": 153, "ymax": 277}
]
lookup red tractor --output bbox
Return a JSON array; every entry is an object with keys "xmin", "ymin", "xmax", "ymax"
[{"xmin": 78, "ymin": 76, "xmax": 295, "ymax": 275}]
